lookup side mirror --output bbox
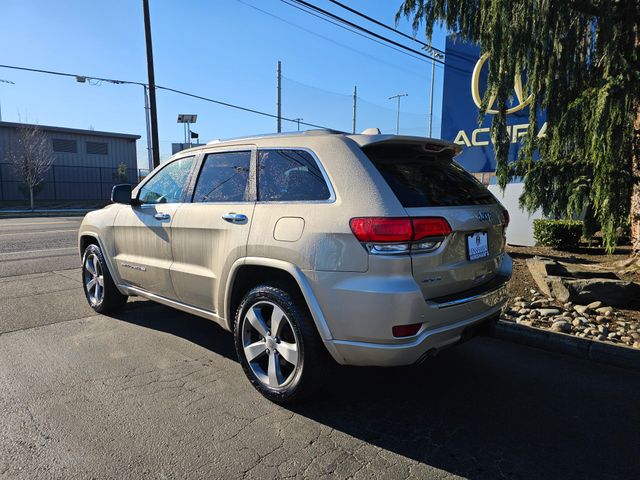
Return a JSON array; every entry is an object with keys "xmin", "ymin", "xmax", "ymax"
[{"xmin": 111, "ymin": 184, "xmax": 134, "ymax": 204}]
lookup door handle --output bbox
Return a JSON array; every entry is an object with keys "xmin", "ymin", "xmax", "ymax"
[
  {"xmin": 222, "ymin": 213, "xmax": 248, "ymax": 224},
  {"xmin": 154, "ymin": 213, "xmax": 171, "ymax": 221}
]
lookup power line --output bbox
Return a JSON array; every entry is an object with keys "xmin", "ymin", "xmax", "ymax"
[
  {"xmin": 155, "ymin": 85, "xmax": 328, "ymax": 129},
  {"xmin": 280, "ymin": 0, "xmax": 433, "ymax": 65},
  {"xmin": 0, "ymin": 63, "xmax": 332, "ymax": 130},
  {"xmin": 236, "ymin": 0, "xmax": 428, "ymax": 78},
  {"xmin": 282, "ymin": 0, "xmax": 445, "ymax": 65},
  {"xmin": 289, "ymin": 1, "xmax": 481, "ymax": 68},
  {"xmin": 0, "ymin": 64, "xmax": 145, "ymax": 86},
  {"xmin": 326, "ymin": 0, "xmax": 445, "ymax": 55}
]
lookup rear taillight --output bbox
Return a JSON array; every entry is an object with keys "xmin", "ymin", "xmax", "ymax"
[
  {"xmin": 349, "ymin": 216, "xmax": 451, "ymax": 255},
  {"xmin": 503, "ymin": 210, "xmax": 510, "ymax": 229},
  {"xmin": 412, "ymin": 217, "xmax": 452, "ymax": 240},
  {"xmin": 349, "ymin": 217, "xmax": 413, "ymax": 243}
]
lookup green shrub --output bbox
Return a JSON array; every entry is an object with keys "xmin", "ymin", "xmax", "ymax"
[{"xmin": 533, "ymin": 219, "xmax": 583, "ymax": 249}]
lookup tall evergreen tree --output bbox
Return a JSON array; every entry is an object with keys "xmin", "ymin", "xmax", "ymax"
[{"xmin": 397, "ymin": 0, "xmax": 640, "ymax": 254}]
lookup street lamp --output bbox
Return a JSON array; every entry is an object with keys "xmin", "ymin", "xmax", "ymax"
[
  {"xmin": 388, "ymin": 93, "xmax": 408, "ymax": 135},
  {"xmin": 75, "ymin": 76, "xmax": 154, "ymax": 171},
  {"xmin": 0, "ymin": 78, "xmax": 15, "ymax": 122},
  {"xmin": 177, "ymin": 114, "xmax": 197, "ymax": 148}
]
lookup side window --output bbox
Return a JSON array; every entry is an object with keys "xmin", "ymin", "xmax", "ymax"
[
  {"xmin": 192, "ymin": 151, "xmax": 251, "ymax": 203},
  {"xmin": 258, "ymin": 149, "xmax": 331, "ymax": 202},
  {"xmin": 138, "ymin": 156, "xmax": 195, "ymax": 204}
]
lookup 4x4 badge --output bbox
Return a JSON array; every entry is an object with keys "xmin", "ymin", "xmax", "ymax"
[{"xmin": 476, "ymin": 211, "xmax": 494, "ymax": 222}]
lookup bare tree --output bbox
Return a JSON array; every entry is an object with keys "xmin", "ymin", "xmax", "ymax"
[{"xmin": 6, "ymin": 124, "xmax": 54, "ymax": 210}]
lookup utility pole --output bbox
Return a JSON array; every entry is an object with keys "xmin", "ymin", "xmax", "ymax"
[
  {"xmin": 388, "ymin": 93, "xmax": 408, "ymax": 135},
  {"xmin": 293, "ymin": 118, "xmax": 303, "ymax": 131},
  {"xmin": 276, "ymin": 61, "xmax": 282, "ymax": 133},
  {"xmin": 143, "ymin": 85, "xmax": 152, "ymax": 171},
  {"xmin": 142, "ymin": 0, "xmax": 160, "ymax": 168},
  {"xmin": 352, "ymin": 85, "xmax": 357, "ymax": 134}
]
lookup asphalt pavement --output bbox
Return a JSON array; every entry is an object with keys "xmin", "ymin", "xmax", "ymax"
[
  {"xmin": 1, "ymin": 216, "xmax": 639, "ymax": 479},
  {"xmin": 0, "ymin": 216, "xmax": 81, "ymax": 277}
]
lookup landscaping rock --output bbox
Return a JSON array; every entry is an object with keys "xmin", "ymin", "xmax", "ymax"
[
  {"xmin": 526, "ymin": 256, "xmax": 640, "ymax": 307},
  {"xmin": 538, "ymin": 308, "xmax": 560, "ymax": 317},
  {"xmin": 587, "ymin": 301, "xmax": 603, "ymax": 309},
  {"xmin": 596, "ymin": 306, "xmax": 614, "ymax": 315},
  {"xmin": 574, "ymin": 305, "xmax": 590, "ymax": 315},
  {"xmin": 530, "ymin": 299, "xmax": 548, "ymax": 308},
  {"xmin": 551, "ymin": 320, "xmax": 571, "ymax": 333}
]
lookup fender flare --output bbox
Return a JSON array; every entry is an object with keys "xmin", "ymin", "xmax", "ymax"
[
  {"xmin": 224, "ymin": 257, "xmax": 345, "ymax": 363},
  {"xmin": 78, "ymin": 232, "xmax": 127, "ymax": 296}
]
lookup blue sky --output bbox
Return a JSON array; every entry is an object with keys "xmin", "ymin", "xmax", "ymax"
[{"xmin": 0, "ymin": 0, "xmax": 447, "ymax": 168}]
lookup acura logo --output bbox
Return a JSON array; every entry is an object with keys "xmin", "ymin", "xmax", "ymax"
[
  {"xmin": 471, "ymin": 53, "xmax": 532, "ymax": 115},
  {"xmin": 476, "ymin": 211, "xmax": 494, "ymax": 222}
]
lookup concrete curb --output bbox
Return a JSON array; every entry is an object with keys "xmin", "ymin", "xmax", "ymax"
[{"xmin": 494, "ymin": 320, "xmax": 640, "ymax": 371}]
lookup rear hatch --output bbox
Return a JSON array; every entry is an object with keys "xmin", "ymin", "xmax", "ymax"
[{"xmin": 362, "ymin": 141, "xmax": 507, "ymax": 300}]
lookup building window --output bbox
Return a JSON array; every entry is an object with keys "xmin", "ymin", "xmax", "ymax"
[
  {"xmin": 86, "ymin": 141, "xmax": 108, "ymax": 155},
  {"xmin": 52, "ymin": 139, "xmax": 77, "ymax": 153}
]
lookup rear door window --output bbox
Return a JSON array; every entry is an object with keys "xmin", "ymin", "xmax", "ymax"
[
  {"xmin": 258, "ymin": 149, "xmax": 331, "ymax": 202},
  {"xmin": 363, "ymin": 143, "xmax": 496, "ymax": 207},
  {"xmin": 192, "ymin": 151, "xmax": 251, "ymax": 203}
]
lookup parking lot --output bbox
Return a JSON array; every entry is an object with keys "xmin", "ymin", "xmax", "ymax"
[{"xmin": 1, "ymin": 216, "xmax": 639, "ymax": 479}]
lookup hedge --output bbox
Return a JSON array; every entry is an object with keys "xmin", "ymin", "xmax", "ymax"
[{"xmin": 533, "ymin": 219, "xmax": 583, "ymax": 249}]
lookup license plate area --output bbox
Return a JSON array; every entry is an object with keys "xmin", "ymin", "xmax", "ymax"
[{"xmin": 467, "ymin": 231, "xmax": 489, "ymax": 261}]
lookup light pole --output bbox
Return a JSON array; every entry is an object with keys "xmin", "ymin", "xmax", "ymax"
[
  {"xmin": 388, "ymin": 93, "xmax": 408, "ymax": 135},
  {"xmin": 423, "ymin": 45, "xmax": 445, "ymax": 138},
  {"xmin": 0, "ymin": 79, "xmax": 15, "ymax": 121}
]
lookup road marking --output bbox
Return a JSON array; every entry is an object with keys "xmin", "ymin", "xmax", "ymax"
[
  {"xmin": 0, "ymin": 229, "xmax": 77, "ymax": 237},
  {"xmin": 0, "ymin": 246, "xmax": 77, "ymax": 257}
]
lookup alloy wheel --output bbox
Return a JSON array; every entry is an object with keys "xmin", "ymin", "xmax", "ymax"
[
  {"xmin": 83, "ymin": 253, "xmax": 104, "ymax": 306},
  {"xmin": 241, "ymin": 301, "xmax": 301, "ymax": 389}
]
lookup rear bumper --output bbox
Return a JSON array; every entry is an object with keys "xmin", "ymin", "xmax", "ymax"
[
  {"xmin": 303, "ymin": 253, "xmax": 511, "ymax": 366},
  {"xmin": 327, "ymin": 306, "xmax": 503, "ymax": 366}
]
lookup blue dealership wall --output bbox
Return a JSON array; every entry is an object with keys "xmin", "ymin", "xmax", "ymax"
[{"xmin": 441, "ymin": 36, "xmax": 546, "ymax": 175}]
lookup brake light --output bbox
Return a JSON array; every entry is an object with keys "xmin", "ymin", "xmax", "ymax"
[
  {"xmin": 349, "ymin": 217, "xmax": 451, "ymax": 243},
  {"xmin": 349, "ymin": 217, "xmax": 413, "ymax": 243},
  {"xmin": 503, "ymin": 210, "xmax": 510, "ymax": 229},
  {"xmin": 412, "ymin": 217, "xmax": 452, "ymax": 240}
]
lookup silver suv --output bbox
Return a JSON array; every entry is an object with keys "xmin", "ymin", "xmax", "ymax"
[{"xmin": 78, "ymin": 129, "xmax": 511, "ymax": 402}]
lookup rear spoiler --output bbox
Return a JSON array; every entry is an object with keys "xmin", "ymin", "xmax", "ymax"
[{"xmin": 347, "ymin": 134, "xmax": 462, "ymax": 156}]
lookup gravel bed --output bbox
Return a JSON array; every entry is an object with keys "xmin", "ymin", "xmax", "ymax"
[{"xmin": 501, "ymin": 289, "xmax": 640, "ymax": 349}]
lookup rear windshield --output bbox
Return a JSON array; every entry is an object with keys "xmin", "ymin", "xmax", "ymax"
[{"xmin": 363, "ymin": 143, "xmax": 496, "ymax": 207}]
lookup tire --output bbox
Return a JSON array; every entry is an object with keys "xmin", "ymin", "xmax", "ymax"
[
  {"xmin": 234, "ymin": 284, "xmax": 325, "ymax": 403},
  {"xmin": 81, "ymin": 243, "xmax": 127, "ymax": 314}
]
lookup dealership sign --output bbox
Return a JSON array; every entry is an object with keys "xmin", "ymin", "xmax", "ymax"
[{"xmin": 441, "ymin": 36, "xmax": 546, "ymax": 173}]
